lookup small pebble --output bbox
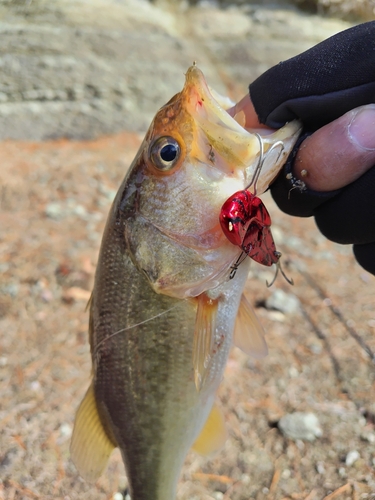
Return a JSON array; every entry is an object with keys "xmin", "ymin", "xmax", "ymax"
[
  {"xmin": 73, "ymin": 204, "xmax": 88, "ymax": 218},
  {"xmin": 60, "ymin": 423, "xmax": 72, "ymax": 437},
  {"xmin": 310, "ymin": 343, "xmax": 322, "ymax": 354},
  {"xmin": 41, "ymin": 288, "xmax": 54, "ymax": 302},
  {"xmin": 338, "ymin": 467, "xmax": 346, "ymax": 478},
  {"xmin": 113, "ymin": 493, "xmax": 123, "ymax": 500},
  {"xmin": 241, "ymin": 474, "xmax": 250, "ymax": 485},
  {"xmin": 316, "ymin": 462, "xmax": 325, "ymax": 474},
  {"xmin": 281, "ymin": 469, "xmax": 291, "ymax": 479},
  {"xmin": 45, "ymin": 202, "xmax": 64, "ymax": 220},
  {"xmin": 2, "ymin": 283, "xmax": 19, "ymax": 297},
  {"xmin": 345, "ymin": 450, "xmax": 360, "ymax": 467},
  {"xmin": 296, "ymin": 439, "xmax": 305, "ymax": 450},
  {"xmin": 30, "ymin": 380, "xmax": 41, "ymax": 392},
  {"xmin": 213, "ymin": 492, "xmax": 223, "ymax": 500},
  {"xmin": 278, "ymin": 412, "xmax": 322, "ymax": 442},
  {"xmin": 266, "ymin": 289, "xmax": 300, "ymax": 314}
]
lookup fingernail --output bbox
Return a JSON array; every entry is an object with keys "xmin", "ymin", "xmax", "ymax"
[{"xmin": 348, "ymin": 105, "xmax": 375, "ymax": 151}]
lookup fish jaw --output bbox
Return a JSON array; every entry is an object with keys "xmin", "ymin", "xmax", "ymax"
[
  {"xmin": 182, "ymin": 65, "xmax": 261, "ymax": 180},
  {"xmin": 180, "ymin": 65, "xmax": 302, "ymax": 194}
]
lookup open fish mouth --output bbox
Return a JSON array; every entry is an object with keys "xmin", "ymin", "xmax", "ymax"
[{"xmin": 181, "ymin": 64, "xmax": 302, "ymax": 194}]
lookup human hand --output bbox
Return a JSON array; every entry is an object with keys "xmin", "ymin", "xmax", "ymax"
[
  {"xmin": 230, "ymin": 21, "xmax": 375, "ymax": 275},
  {"xmin": 230, "ymin": 95, "xmax": 375, "ymax": 192}
]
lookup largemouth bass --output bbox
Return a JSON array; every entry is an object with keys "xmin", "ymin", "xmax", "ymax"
[{"xmin": 70, "ymin": 65, "xmax": 301, "ymax": 500}]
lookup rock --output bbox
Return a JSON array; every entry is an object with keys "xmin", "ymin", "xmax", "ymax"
[
  {"xmin": 316, "ymin": 462, "xmax": 325, "ymax": 474},
  {"xmin": 1, "ymin": 282, "xmax": 19, "ymax": 297},
  {"xmin": 213, "ymin": 493, "xmax": 224, "ymax": 500},
  {"xmin": 112, "ymin": 493, "xmax": 123, "ymax": 500},
  {"xmin": 59, "ymin": 423, "xmax": 72, "ymax": 438},
  {"xmin": 266, "ymin": 288, "xmax": 301, "ymax": 314},
  {"xmin": 0, "ymin": 0, "xmax": 352, "ymax": 140},
  {"xmin": 345, "ymin": 450, "xmax": 360, "ymax": 467},
  {"xmin": 338, "ymin": 466, "xmax": 346, "ymax": 477},
  {"xmin": 44, "ymin": 202, "xmax": 65, "ymax": 220},
  {"xmin": 360, "ymin": 431, "xmax": 375, "ymax": 443},
  {"xmin": 278, "ymin": 412, "xmax": 323, "ymax": 441}
]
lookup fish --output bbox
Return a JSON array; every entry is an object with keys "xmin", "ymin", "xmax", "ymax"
[{"xmin": 70, "ymin": 64, "xmax": 301, "ymax": 500}]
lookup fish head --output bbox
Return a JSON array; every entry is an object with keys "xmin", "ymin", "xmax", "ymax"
[{"xmin": 119, "ymin": 65, "xmax": 300, "ymax": 299}]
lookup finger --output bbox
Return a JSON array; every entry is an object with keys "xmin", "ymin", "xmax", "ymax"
[
  {"xmin": 227, "ymin": 94, "xmax": 272, "ymax": 130},
  {"xmin": 314, "ymin": 163, "xmax": 375, "ymax": 245},
  {"xmin": 353, "ymin": 242, "xmax": 375, "ymax": 275},
  {"xmin": 294, "ymin": 104, "xmax": 375, "ymax": 191}
]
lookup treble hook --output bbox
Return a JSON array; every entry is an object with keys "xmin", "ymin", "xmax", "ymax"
[
  {"xmin": 229, "ymin": 252, "xmax": 247, "ymax": 279},
  {"xmin": 266, "ymin": 252, "xmax": 294, "ymax": 287}
]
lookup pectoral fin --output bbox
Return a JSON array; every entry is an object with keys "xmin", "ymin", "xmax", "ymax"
[
  {"xmin": 192, "ymin": 403, "xmax": 227, "ymax": 455},
  {"xmin": 70, "ymin": 383, "xmax": 116, "ymax": 482},
  {"xmin": 234, "ymin": 294, "xmax": 268, "ymax": 359},
  {"xmin": 193, "ymin": 293, "xmax": 219, "ymax": 391}
]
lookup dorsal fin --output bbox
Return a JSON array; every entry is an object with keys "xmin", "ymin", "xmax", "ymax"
[
  {"xmin": 234, "ymin": 294, "xmax": 268, "ymax": 359},
  {"xmin": 192, "ymin": 403, "xmax": 227, "ymax": 455},
  {"xmin": 193, "ymin": 293, "xmax": 219, "ymax": 391},
  {"xmin": 70, "ymin": 383, "xmax": 116, "ymax": 482}
]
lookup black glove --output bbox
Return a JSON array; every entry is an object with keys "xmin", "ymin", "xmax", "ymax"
[{"xmin": 249, "ymin": 21, "xmax": 375, "ymax": 275}]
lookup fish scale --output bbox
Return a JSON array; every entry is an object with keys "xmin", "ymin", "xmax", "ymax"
[{"xmin": 92, "ymin": 214, "xmax": 207, "ymax": 499}]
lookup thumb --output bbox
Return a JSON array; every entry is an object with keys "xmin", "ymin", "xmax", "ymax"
[
  {"xmin": 294, "ymin": 104, "xmax": 375, "ymax": 191},
  {"xmin": 227, "ymin": 94, "xmax": 272, "ymax": 130}
]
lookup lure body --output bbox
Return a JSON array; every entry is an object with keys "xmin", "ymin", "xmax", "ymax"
[{"xmin": 219, "ymin": 190, "xmax": 279, "ymax": 267}]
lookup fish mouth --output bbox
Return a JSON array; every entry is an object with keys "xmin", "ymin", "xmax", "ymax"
[
  {"xmin": 181, "ymin": 65, "xmax": 302, "ymax": 194},
  {"xmin": 182, "ymin": 65, "xmax": 257, "ymax": 181}
]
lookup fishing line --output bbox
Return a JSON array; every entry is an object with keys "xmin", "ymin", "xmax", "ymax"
[
  {"xmin": 245, "ymin": 134, "xmax": 284, "ymax": 195},
  {"xmin": 94, "ymin": 302, "xmax": 184, "ymax": 353}
]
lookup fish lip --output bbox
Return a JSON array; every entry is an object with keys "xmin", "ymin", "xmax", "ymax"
[
  {"xmin": 181, "ymin": 65, "xmax": 261, "ymax": 184},
  {"xmin": 183, "ymin": 65, "xmax": 251, "ymax": 137},
  {"xmin": 182, "ymin": 65, "xmax": 302, "ymax": 192}
]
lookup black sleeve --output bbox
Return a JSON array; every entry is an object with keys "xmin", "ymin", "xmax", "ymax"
[
  {"xmin": 250, "ymin": 21, "xmax": 375, "ymax": 131},
  {"xmin": 249, "ymin": 21, "xmax": 375, "ymax": 275}
]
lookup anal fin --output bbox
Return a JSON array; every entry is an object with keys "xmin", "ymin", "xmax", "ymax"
[
  {"xmin": 193, "ymin": 293, "xmax": 218, "ymax": 391},
  {"xmin": 234, "ymin": 294, "xmax": 268, "ymax": 359},
  {"xmin": 70, "ymin": 382, "xmax": 116, "ymax": 482},
  {"xmin": 192, "ymin": 403, "xmax": 227, "ymax": 456}
]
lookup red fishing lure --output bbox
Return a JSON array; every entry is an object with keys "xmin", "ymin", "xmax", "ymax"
[
  {"xmin": 219, "ymin": 133, "xmax": 291, "ymax": 284},
  {"xmin": 220, "ymin": 190, "xmax": 280, "ymax": 268}
]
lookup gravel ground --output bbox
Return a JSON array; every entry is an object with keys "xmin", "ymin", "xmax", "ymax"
[
  {"xmin": 1, "ymin": 1, "xmax": 374, "ymax": 499},
  {"xmin": 0, "ymin": 128, "xmax": 374, "ymax": 500}
]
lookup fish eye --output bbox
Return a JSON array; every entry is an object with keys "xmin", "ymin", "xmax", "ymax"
[{"xmin": 150, "ymin": 136, "xmax": 181, "ymax": 171}]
